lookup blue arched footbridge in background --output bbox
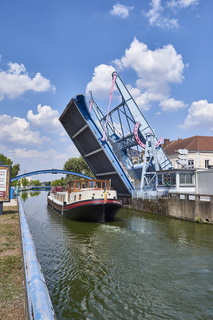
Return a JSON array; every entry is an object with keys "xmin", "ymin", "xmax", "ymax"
[{"xmin": 11, "ymin": 169, "xmax": 93, "ymax": 182}]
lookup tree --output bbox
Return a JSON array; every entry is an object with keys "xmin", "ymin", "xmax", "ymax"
[
  {"xmin": 63, "ymin": 156, "xmax": 94, "ymax": 180},
  {"xmin": 0, "ymin": 153, "xmax": 20, "ymax": 178},
  {"xmin": 21, "ymin": 177, "xmax": 28, "ymax": 188},
  {"xmin": 51, "ymin": 179, "xmax": 64, "ymax": 187},
  {"xmin": 11, "ymin": 163, "xmax": 20, "ymax": 178},
  {"xmin": 31, "ymin": 180, "xmax": 41, "ymax": 186}
]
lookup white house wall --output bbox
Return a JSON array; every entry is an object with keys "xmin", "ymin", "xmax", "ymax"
[{"xmin": 168, "ymin": 151, "xmax": 213, "ymax": 169}]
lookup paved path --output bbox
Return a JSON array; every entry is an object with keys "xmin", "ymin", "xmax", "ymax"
[{"xmin": 3, "ymin": 199, "xmax": 18, "ymax": 207}]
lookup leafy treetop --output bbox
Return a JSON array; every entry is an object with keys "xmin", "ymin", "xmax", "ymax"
[
  {"xmin": 0, "ymin": 153, "xmax": 20, "ymax": 178},
  {"xmin": 63, "ymin": 156, "xmax": 94, "ymax": 181}
]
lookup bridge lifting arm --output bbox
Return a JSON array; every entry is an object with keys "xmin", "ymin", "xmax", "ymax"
[
  {"xmin": 113, "ymin": 71, "xmax": 172, "ymax": 171},
  {"xmin": 90, "ymin": 71, "xmax": 172, "ymax": 190}
]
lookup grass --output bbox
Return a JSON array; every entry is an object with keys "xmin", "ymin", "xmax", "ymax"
[{"xmin": 0, "ymin": 209, "xmax": 25, "ymax": 320}]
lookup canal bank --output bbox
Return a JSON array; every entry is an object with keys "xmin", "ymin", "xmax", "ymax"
[
  {"xmin": 1, "ymin": 197, "xmax": 56, "ymax": 320},
  {"xmin": 0, "ymin": 199, "xmax": 25, "ymax": 320},
  {"xmin": 128, "ymin": 193, "xmax": 213, "ymax": 224}
]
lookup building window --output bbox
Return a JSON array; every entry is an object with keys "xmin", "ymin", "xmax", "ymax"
[
  {"xmin": 157, "ymin": 174, "xmax": 163, "ymax": 185},
  {"xmin": 188, "ymin": 160, "xmax": 194, "ymax": 169},
  {"xmin": 179, "ymin": 173, "xmax": 193, "ymax": 185},
  {"xmin": 170, "ymin": 173, "xmax": 176, "ymax": 186},
  {"xmin": 205, "ymin": 159, "xmax": 210, "ymax": 168},
  {"xmin": 158, "ymin": 173, "xmax": 176, "ymax": 186},
  {"xmin": 163, "ymin": 174, "xmax": 170, "ymax": 185}
]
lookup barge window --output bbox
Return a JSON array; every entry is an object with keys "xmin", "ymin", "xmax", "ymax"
[{"xmin": 95, "ymin": 181, "xmax": 101, "ymax": 188}]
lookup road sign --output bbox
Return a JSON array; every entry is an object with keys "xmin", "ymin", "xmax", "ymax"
[{"xmin": 0, "ymin": 165, "xmax": 11, "ymax": 202}]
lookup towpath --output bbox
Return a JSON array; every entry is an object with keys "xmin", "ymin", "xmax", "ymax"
[{"xmin": 0, "ymin": 200, "xmax": 25, "ymax": 320}]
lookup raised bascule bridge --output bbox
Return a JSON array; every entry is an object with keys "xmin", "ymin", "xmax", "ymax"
[{"xmin": 59, "ymin": 72, "xmax": 172, "ymax": 202}]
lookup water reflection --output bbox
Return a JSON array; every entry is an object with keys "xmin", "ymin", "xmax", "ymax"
[
  {"xmin": 22, "ymin": 192, "xmax": 213, "ymax": 320},
  {"xmin": 20, "ymin": 191, "xmax": 41, "ymax": 201}
]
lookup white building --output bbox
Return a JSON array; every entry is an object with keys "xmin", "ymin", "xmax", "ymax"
[{"xmin": 163, "ymin": 135, "xmax": 213, "ymax": 169}]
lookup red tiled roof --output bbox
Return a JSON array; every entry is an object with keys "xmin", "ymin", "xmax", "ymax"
[{"xmin": 163, "ymin": 136, "xmax": 213, "ymax": 154}]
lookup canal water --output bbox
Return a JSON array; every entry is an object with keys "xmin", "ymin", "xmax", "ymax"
[{"xmin": 22, "ymin": 192, "xmax": 213, "ymax": 320}]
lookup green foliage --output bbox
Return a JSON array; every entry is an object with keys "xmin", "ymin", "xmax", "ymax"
[
  {"xmin": 11, "ymin": 180, "xmax": 19, "ymax": 187},
  {"xmin": 21, "ymin": 177, "xmax": 28, "ymax": 187},
  {"xmin": 51, "ymin": 179, "xmax": 64, "ymax": 187},
  {"xmin": 11, "ymin": 163, "xmax": 20, "ymax": 178},
  {"xmin": 0, "ymin": 153, "xmax": 20, "ymax": 179},
  {"xmin": 63, "ymin": 156, "xmax": 94, "ymax": 181},
  {"xmin": 31, "ymin": 180, "xmax": 41, "ymax": 186},
  {"xmin": 0, "ymin": 154, "xmax": 12, "ymax": 166}
]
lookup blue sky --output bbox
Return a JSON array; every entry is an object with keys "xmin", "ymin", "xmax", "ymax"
[{"xmin": 0, "ymin": 0, "xmax": 212, "ymax": 180}]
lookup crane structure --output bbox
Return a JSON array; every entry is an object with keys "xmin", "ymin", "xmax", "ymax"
[{"xmin": 90, "ymin": 71, "xmax": 173, "ymax": 193}]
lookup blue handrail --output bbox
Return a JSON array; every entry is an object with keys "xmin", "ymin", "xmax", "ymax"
[{"xmin": 18, "ymin": 197, "xmax": 57, "ymax": 320}]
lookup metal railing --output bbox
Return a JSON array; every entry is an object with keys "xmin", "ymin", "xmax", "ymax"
[
  {"xmin": 168, "ymin": 193, "xmax": 212, "ymax": 202},
  {"xmin": 132, "ymin": 188, "xmax": 158, "ymax": 200}
]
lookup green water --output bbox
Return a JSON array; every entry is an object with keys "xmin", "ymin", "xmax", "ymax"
[{"xmin": 22, "ymin": 192, "xmax": 213, "ymax": 320}]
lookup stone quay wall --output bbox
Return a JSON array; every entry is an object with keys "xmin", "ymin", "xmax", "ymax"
[{"xmin": 128, "ymin": 193, "xmax": 213, "ymax": 224}]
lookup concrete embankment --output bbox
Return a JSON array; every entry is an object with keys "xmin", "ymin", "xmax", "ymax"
[{"xmin": 128, "ymin": 194, "xmax": 213, "ymax": 224}]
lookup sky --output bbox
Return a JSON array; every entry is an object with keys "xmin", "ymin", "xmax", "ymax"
[{"xmin": 0, "ymin": 0, "xmax": 213, "ymax": 181}]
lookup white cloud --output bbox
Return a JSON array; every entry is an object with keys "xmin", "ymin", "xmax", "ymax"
[
  {"xmin": 9, "ymin": 147, "xmax": 70, "ymax": 177},
  {"xmin": 144, "ymin": 0, "xmax": 199, "ymax": 28},
  {"xmin": 167, "ymin": 0, "xmax": 199, "ymax": 9},
  {"xmin": 113, "ymin": 38, "xmax": 185, "ymax": 110},
  {"xmin": 181, "ymin": 100, "xmax": 213, "ymax": 130},
  {"xmin": 86, "ymin": 39, "xmax": 185, "ymax": 112},
  {"xmin": 145, "ymin": 0, "xmax": 162, "ymax": 25},
  {"xmin": 114, "ymin": 39, "xmax": 184, "ymax": 83},
  {"xmin": 86, "ymin": 64, "xmax": 115, "ymax": 99},
  {"xmin": 0, "ymin": 61, "xmax": 55, "ymax": 101},
  {"xmin": 145, "ymin": 0, "xmax": 178, "ymax": 28},
  {"xmin": 110, "ymin": 3, "xmax": 134, "ymax": 18},
  {"xmin": 159, "ymin": 98, "xmax": 186, "ymax": 111},
  {"xmin": 14, "ymin": 147, "xmax": 66, "ymax": 161},
  {"xmin": 0, "ymin": 114, "xmax": 50, "ymax": 146},
  {"xmin": 27, "ymin": 104, "xmax": 63, "ymax": 134}
]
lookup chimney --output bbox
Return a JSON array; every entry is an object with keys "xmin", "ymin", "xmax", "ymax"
[{"xmin": 164, "ymin": 139, "xmax": 170, "ymax": 148}]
